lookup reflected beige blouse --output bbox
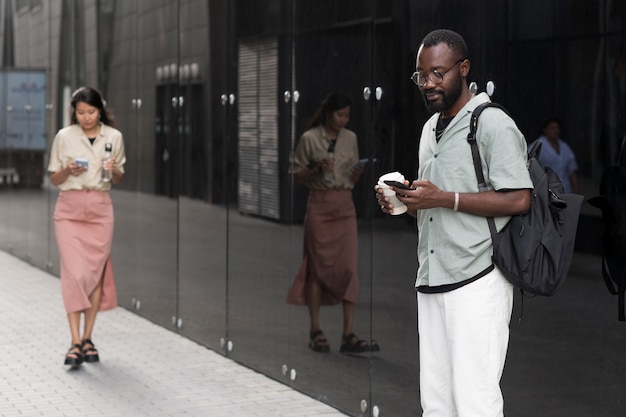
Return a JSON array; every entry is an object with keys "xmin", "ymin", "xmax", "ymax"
[
  {"xmin": 47, "ymin": 123, "xmax": 126, "ymax": 191},
  {"xmin": 293, "ymin": 125, "xmax": 359, "ymax": 190}
]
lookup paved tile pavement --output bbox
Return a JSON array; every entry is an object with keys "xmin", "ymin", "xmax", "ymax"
[{"xmin": 0, "ymin": 250, "xmax": 349, "ymax": 417}]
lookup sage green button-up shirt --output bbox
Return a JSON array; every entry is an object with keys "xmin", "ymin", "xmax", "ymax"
[{"xmin": 416, "ymin": 93, "xmax": 533, "ymax": 288}]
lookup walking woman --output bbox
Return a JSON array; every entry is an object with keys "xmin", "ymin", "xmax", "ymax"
[
  {"xmin": 287, "ymin": 92, "xmax": 375, "ymax": 353},
  {"xmin": 48, "ymin": 86, "xmax": 126, "ymax": 367}
]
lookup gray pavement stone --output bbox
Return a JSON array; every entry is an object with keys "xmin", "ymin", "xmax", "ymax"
[{"xmin": 0, "ymin": 250, "xmax": 349, "ymax": 417}]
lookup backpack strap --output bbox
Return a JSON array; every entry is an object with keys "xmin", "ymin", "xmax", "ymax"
[
  {"xmin": 467, "ymin": 102, "xmax": 531, "ymax": 313},
  {"xmin": 466, "ymin": 102, "xmax": 511, "ymax": 238},
  {"xmin": 602, "ymin": 255, "xmax": 626, "ymax": 321}
]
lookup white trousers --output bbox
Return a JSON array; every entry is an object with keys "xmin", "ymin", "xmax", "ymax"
[{"xmin": 417, "ymin": 267, "xmax": 513, "ymax": 417}]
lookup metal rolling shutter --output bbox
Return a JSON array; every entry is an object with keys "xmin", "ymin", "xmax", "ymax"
[{"xmin": 238, "ymin": 37, "xmax": 279, "ymax": 219}]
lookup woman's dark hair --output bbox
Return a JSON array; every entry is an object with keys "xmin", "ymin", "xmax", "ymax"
[
  {"xmin": 306, "ymin": 92, "xmax": 353, "ymax": 130},
  {"xmin": 541, "ymin": 117, "xmax": 561, "ymax": 130},
  {"xmin": 70, "ymin": 86, "xmax": 115, "ymax": 127}
]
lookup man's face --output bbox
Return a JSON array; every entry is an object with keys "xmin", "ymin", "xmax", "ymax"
[{"xmin": 415, "ymin": 43, "xmax": 464, "ymax": 114}]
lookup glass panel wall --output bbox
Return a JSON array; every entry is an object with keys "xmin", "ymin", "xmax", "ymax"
[
  {"xmin": 223, "ymin": 0, "xmax": 291, "ymax": 383},
  {"xmin": 176, "ymin": 0, "xmax": 226, "ymax": 352},
  {"xmin": 106, "ymin": 0, "xmax": 142, "ymax": 318},
  {"xmin": 2, "ymin": 1, "xmax": 50, "ymax": 269},
  {"xmin": 0, "ymin": 1, "xmax": 625, "ymax": 416},
  {"xmin": 369, "ymin": 0, "xmax": 421, "ymax": 414},
  {"xmin": 108, "ymin": 0, "xmax": 179, "ymax": 331},
  {"xmin": 286, "ymin": 1, "xmax": 375, "ymax": 414}
]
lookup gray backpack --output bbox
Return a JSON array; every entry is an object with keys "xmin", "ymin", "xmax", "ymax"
[{"xmin": 468, "ymin": 103, "xmax": 584, "ymax": 296}]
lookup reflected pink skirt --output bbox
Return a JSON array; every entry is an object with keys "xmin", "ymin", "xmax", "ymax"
[
  {"xmin": 54, "ymin": 190, "xmax": 117, "ymax": 313},
  {"xmin": 287, "ymin": 189, "xmax": 359, "ymax": 306}
]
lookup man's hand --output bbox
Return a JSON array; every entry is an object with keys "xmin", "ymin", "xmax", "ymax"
[
  {"xmin": 375, "ymin": 180, "xmax": 417, "ymax": 216},
  {"xmin": 395, "ymin": 179, "xmax": 443, "ymax": 210}
]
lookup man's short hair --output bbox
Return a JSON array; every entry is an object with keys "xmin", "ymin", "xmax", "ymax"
[{"xmin": 420, "ymin": 29, "xmax": 468, "ymax": 61}]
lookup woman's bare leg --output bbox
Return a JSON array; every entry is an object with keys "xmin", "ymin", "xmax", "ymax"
[
  {"xmin": 307, "ymin": 279, "xmax": 322, "ymax": 333},
  {"xmin": 80, "ymin": 278, "xmax": 103, "ymax": 362},
  {"xmin": 65, "ymin": 311, "xmax": 83, "ymax": 363},
  {"xmin": 340, "ymin": 301, "xmax": 369, "ymax": 351},
  {"xmin": 306, "ymin": 278, "xmax": 330, "ymax": 351},
  {"xmin": 82, "ymin": 279, "xmax": 103, "ymax": 341},
  {"xmin": 342, "ymin": 301, "xmax": 355, "ymax": 336},
  {"xmin": 68, "ymin": 311, "xmax": 82, "ymax": 344}
]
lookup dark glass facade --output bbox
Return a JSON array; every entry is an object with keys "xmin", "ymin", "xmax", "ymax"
[{"xmin": 1, "ymin": 0, "xmax": 625, "ymax": 416}]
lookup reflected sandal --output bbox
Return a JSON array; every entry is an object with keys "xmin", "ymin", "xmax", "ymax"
[
  {"xmin": 370, "ymin": 339, "xmax": 381, "ymax": 352},
  {"xmin": 309, "ymin": 330, "xmax": 330, "ymax": 353},
  {"xmin": 340, "ymin": 333, "xmax": 370, "ymax": 353}
]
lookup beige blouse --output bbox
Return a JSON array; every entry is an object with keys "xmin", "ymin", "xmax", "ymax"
[
  {"xmin": 48, "ymin": 123, "xmax": 126, "ymax": 191},
  {"xmin": 293, "ymin": 125, "xmax": 359, "ymax": 190}
]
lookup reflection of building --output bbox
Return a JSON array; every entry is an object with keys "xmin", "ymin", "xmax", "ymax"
[
  {"xmin": 6, "ymin": 1, "xmax": 626, "ymax": 224},
  {"xmin": 0, "ymin": 69, "xmax": 47, "ymax": 186},
  {"xmin": 2, "ymin": 1, "xmax": 623, "ymax": 300}
]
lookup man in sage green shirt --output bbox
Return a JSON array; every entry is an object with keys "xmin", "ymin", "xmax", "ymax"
[{"xmin": 377, "ymin": 29, "xmax": 532, "ymax": 416}]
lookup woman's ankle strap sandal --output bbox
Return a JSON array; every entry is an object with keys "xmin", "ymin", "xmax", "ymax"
[
  {"xmin": 340, "ymin": 333, "xmax": 370, "ymax": 353},
  {"xmin": 309, "ymin": 330, "xmax": 330, "ymax": 353},
  {"xmin": 81, "ymin": 338, "xmax": 100, "ymax": 363},
  {"xmin": 64, "ymin": 343, "xmax": 83, "ymax": 367}
]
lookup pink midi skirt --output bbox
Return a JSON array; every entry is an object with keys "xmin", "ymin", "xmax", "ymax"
[
  {"xmin": 287, "ymin": 188, "xmax": 359, "ymax": 306},
  {"xmin": 54, "ymin": 190, "xmax": 117, "ymax": 313}
]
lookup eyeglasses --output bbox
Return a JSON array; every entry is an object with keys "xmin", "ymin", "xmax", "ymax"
[{"xmin": 410, "ymin": 59, "xmax": 465, "ymax": 87}]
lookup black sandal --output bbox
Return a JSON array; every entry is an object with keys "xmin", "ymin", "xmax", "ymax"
[
  {"xmin": 309, "ymin": 330, "xmax": 330, "ymax": 353},
  {"xmin": 370, "ymin": 339, "xmax": 381, "ymax": 352},
  {"xmin": 81, "ymin": 338, "xmax": 100, "ymax": 363},
  {"xmin": 64, "ymin": 343, "xmax": 83, "ymax": 367},
  {"xmin": 340, "ymin": 333, "xmax": 370, "ymax": 353}
]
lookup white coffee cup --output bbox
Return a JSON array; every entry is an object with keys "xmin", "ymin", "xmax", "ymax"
[{"xmin": 377, "ymin": 172, "xmax": 408, "ymax": 215}]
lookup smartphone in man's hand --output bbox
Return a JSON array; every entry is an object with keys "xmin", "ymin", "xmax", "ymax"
[{"xmin": 383, "ymin": 180, "xmax": 412, "ymax": 190}]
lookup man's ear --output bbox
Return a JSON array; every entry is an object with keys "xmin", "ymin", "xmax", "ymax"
[{"xmin": 460, "ymin": 59, "xmax": 470, "ymax": 77}]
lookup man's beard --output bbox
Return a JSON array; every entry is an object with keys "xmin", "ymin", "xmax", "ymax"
[{"xmin": 421, "ymin": 75, "xmax": 463, "ymax": 114}]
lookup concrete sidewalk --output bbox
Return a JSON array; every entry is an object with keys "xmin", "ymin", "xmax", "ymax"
[{"xmin": 0, "ymin": 250, "xmax": 348, "ymax": 417}]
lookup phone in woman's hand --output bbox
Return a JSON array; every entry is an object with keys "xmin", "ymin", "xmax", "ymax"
[{"xmin": 354, "ymin": 157, "xmax": 377, "ymax": 169}]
